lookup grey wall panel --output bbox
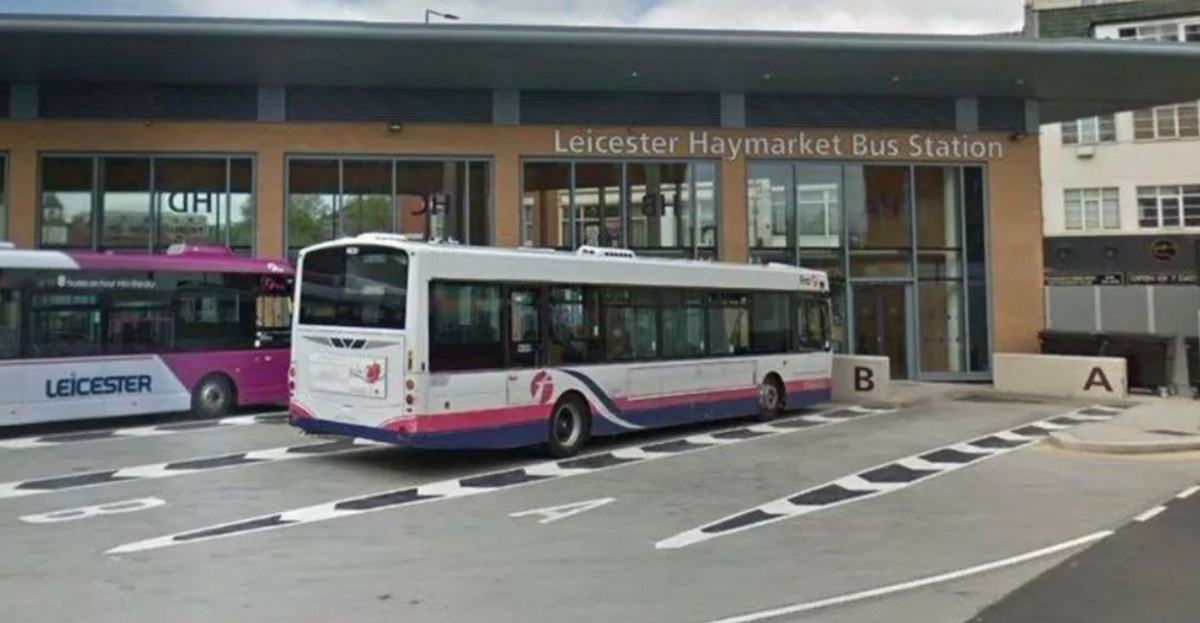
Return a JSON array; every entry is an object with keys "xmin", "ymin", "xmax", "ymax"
[
  {"xmin": 1099, "ymin": 286, "xmax": 1150, "ymax": 333},
  {"xmin": 520, "ymin": 91, "xmax": 720, "ymax": 126},
  {"xmin": 0, "ymin": 83, "xmax": 9, "ymax": 118},
  {"xmin": 39, "ymin": 83, "xmax": 258, "ymax": 120},
  {"xmin": 1046, "ymin": 286, "xmax": 1097, "ymax": 332},
  {"xmin": 744, "ymin": 94, "xmax": 955, "ymax": 129},
  {"xmin": 286, "ymin": 87, "xmax": 493, "ymax": 123},
  {"xmin": 978, "ymin": 98, "xmax": 1026, "ymax": 132},
  {"xmin": 1153, "ymin": 286, "xmax": 1200, "ymax": 337},
  {"xmin": 258, "ymin": 85, "xmax": 286, "ymax": 122}
]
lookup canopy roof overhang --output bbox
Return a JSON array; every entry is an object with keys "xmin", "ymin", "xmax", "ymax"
[{"xmin": 2, "ymin": 14, "xmax": 1199, "ymax": 122}]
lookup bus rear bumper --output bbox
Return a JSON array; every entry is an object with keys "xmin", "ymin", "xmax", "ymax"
[{"xmin": 289, "ymin": 413, "xmax": 548, "ymax": 450}]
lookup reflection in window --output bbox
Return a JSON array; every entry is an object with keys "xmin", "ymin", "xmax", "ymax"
[
  {"xmin": 847, "ymin": 165, "xmax": 912, "ymax": 278},
  {"xmin": 0, "ymin": 155, "xmax": 6, "ymax": 240},
  {"xmin": 228, "ymin": 159, "xmax": 255, "ymax": 252},
  {"xmin": 342, "ymin": 160, "xmax": 393, "ymax": 236},
  {"xmin": 525, "ymin": 160, "xmax": 718, "ymax": 257},
  {"xmin": 574, "ymin": 162, "xmax": 622, "ymax": 248},
  {"xmin": 154, "ymin": 158, "xmax": 227, "ymax": 250},
  {"xmin": 0, "ymin": 286, "xmax": 19, "ymax": 359},
  {"xmin": 40, "ymin": 156, "xmax": 256, "ymax": 253},
  {"xmin": 287, "ymin": 159, "xmax": 338, "ymax": 255},
  {"xmin": 706, "ymin": 293, "xmax": 749, "ymax": 356},
  {"xmin": 285, "ymin": 158, "xmax": 490, "ymax": 255},
  {"xmin": 747, "ymin": 162, "xmax": 792, "ymax": 249},
  {"xmin": 41, "ymin": 158, "xmax": 95, "ymax": 248},
  {"xmin": 660, "ymin": 290, "xmax": 705, "ymax": 359},
  {"xmin": 107, "ymin": 295, "xmax": 173, "ymax": 355},
  {"xmin": 101, "ymin": 158, "xmax": 152, "ymax": 250},
  {"xmin": 626, "ymin": 162, "xmax": 689, "ymax": 251},
  {"xmin": 522, "ymin": 162, "xmax": 572, "ymax": 247}
]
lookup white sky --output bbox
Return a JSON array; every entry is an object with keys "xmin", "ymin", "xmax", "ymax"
[{"xmin": 113, "ymin": 0, "xmax": 1027, "ymax": 34}]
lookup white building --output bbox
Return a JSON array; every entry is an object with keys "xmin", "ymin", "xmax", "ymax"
[{"xmin": 1037, "ymin": 4, "xmax": 1200, "ymax": 238}]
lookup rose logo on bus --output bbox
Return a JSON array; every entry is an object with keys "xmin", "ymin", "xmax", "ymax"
[
  {"xmin": 351, "ymin": 361, "xmax": 384, "ymax": 385},
  {"xmin": 530, "ymin": 371, "xmax": 554, "ymax": 404}
]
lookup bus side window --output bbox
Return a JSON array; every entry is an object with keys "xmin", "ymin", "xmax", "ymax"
[
  {"xmin": 548, "ymin": 286, "xmax": 599, "ymax": 365},
  {"xmin": 0, "ymin": 286, "xmax": 19, "ymax": 360}
]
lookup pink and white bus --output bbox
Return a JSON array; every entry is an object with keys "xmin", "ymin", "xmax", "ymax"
[
  {"xmin": 288, "ymin": 234, "xmax": 833, "ymax": 457},
  {"xmin": 0, "ymin": 243, "xmax": 294, "ymax": 427}
]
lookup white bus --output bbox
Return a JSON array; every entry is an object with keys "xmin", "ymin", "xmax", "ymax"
[{"xmin": 288, "ymin": 234, "xmax": 833, "ymax": 457}]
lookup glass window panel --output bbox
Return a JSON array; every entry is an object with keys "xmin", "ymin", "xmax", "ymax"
[
  {"xmin": 154, "ymin": 158, "xmax": 228, "ymax": 249},
  {"xmin": 395, "ymin": 160, "xmax": 452, "ymax": 240},
  {"xmin": 746, "ymin": 162, "xmax": 792, "ymax": 249},
  {"xmin": 796, "ymin": 163, "xmax": 842, "ymax": 249},
  {"xmin": 466, "ymin": 161, "xmax": 491, "ymax": 246},
  {"xmin": 1162, "ymin": 196, "xmax": 1182, "ymax": 226},
  {"xmin": 1077, "ymin": 116, "xmax": 1099, "ymax": 143},
  {"xmin": 1099, "ymin": 115, "xmax": 1117, "ymax": 142},
  {"xmin": 1101, "ymin": 188, "xmax": 1120, "ymax": 228},
  {"xmin": 917, "ymin": 249, "xmax": 962, "ymax": 280},
  {"xmin": 574, "ymin": 162, "xmax": 622, "ymax": 248},
  {"xmin": 0, "ymin": 155, "xmax": 6, "ymax": 241},
  {"xmin": 287, "ymin": 159, "xmax": 338, "ymax": 254},
  {"xmin": 1060, "ymin": 121, "xmax": 1079, "ymax": 145},
  {"xmin": 919, "ymin": 281, "xmax": 967, "ymax": 374},
  {"xmin": 661, "ymin": 293, "xmax": 706, "ymax": 359},
  {"xmin": 915, "ymin": 166, "xmax": 962, "ymax": 248},
  {"xmin": 40, "ymin": 157, "xmax": 95, "ymax": 248},
  {"xmin": 1183, "ymin": 189, "xmax": 1200, "ymax": 227},
  {"xmin": 1178, "ymin": 103, "xmax": 1200, "ymax": 137},
  {"xmin": 705, "ymin": 293, "xmax": 749, "ymax": 356},
  {"xmin": 846, "ymin": 165, "xmax": 911, "ymax": 250},
  {"xmin": 1156, "ymin": 106, "xmax": 1178, "ymax": 137},
  {"xmin": 963, "ymin": 167, "xmax": 989, "ymax": 372},
  {"xmin": 429, "ymin": 282, "xmax": 502, "ymax": 372},
  {"xmin": 340, "ymin": 160, "xmax": 393, "ymax": 237},
  {"xmin": 522, "ymin": 162, "xmax": 572, "ymax": 248},
  {"xmin": 626, "ymin": 162, "xmax": 689, "ymax": 252},
  {"xmin": 100, "ymin": 158, "xmax": 152, "ymax": 250},
  {"xmin": 0, "ymin": 285, "xmax": 19, "ymax": 359},
  {"xmin": 1133, "ymin": 109, "xmax": 1156, "ymax": 140},
  {"xmin": 750, "ymin": 291, "xmax": 790, "ymax": 354},
  {"xmin": 435, "ymin": 161, "xmax": 469, "ymax": 243},
  {"xmin": 1063, "ymin": 190, "xmax": 1083, "ymax": 230},
  {"xmin": 228, "ymin": 159, "xmax": 254, "ymax": 252},
  {"xmin": 692, "ymin": 161, "xmax": 719, "ymax": 251},
  {"xmin": 1138, "ymin": 196, "xmax": 1161, "ymax": 228}
]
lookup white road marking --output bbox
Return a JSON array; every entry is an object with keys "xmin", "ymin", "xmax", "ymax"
[
  {"xmin": 509, "ymin": 498, "xmax": 615, "ymax": 524},
  {"xmin": 106, "ymin": 405, "xmax": 893, "ymax": 554},
  {"xmin": 656, "ymin": 407, "xmax": 1117, "ymax": 550},
  {"xmin": 0, "ymin": 410, "xmax": 288, "ymax": 452},
  {"xmin": 1134, "ymin": 505, "xmax": 1167, "ymax": 523},
  {"xmin": 20, "ymin": 497, "xmax": 167, "ymax": 524},
  {"xmin": 697, "ymin": 530, "xmax": 1114, "ymax": 623},
  {"xmin": 1177, "ymin": 485, "xmax": 1200, "ymax": 499}
]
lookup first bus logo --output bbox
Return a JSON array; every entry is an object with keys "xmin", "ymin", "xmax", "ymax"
[{"xmin": 530, "ymin": 371, "xmax": 554, "ymax": 404}]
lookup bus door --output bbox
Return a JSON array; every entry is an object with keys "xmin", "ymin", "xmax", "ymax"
[{"xmin": 505, "ymin": 285, "xmax": 549, "ymax": 409}]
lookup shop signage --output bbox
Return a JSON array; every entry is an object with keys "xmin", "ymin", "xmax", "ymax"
[
  {"xmin": 1043, "ymin": 273, "xmax": 1125, "ymax": 286},
  {"xmin": 553, "ymin": 129, "xmax": 1005, "ymax": 161}
]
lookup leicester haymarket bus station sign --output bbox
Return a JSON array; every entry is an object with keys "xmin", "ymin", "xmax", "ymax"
[{"xmin": 553, "ymin": 129, "xmax": 1005, "ymax": 161}]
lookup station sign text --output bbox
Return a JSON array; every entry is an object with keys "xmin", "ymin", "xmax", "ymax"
[{"xmin": 553, "ymin": 129, "xmax": 1005, "ymax": 161}]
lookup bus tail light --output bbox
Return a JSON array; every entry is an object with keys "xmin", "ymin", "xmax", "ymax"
[
  {"xmin": 405, "ymin": 394, "xmax": 414, "ymax": 405},
  {"xmin": 405, "ymin": 379, "xmax": 415, "ymax": 391}
]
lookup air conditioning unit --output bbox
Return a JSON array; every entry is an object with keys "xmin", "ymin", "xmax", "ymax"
[{"xmin": 1075, "ymin": 145, "xmax": 1095, "ymax": 159}]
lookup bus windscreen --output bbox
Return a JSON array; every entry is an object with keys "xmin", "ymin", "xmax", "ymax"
[{"xmin": 298, "ymin": 245, "xmax": 408, "ymax": 330}]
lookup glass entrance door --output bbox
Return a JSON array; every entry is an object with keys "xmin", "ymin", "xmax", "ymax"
[{"xmin": 851, "ymin": 283, "xmax": 912, "ymax": 380}]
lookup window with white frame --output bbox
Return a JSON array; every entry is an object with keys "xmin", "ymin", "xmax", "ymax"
[
  {"xmin": 1133, "ymin": 103, "xmax": 1200, "ymax": 140},
  {"xmin": 1137, "ymin": 185, "xmax": 1200, "ymax": 228},
  {"xmin": 1063, "ymin": 188, "xmax": 1120, "ymax": 231},
  {"xmin": 797, "ymin": 183, "xmax": 840, "ymax": 239},
  {"xmin": 1116, "ymin": 22, "xmax": 1182, "ymax": 41},
  {"xmin": 1061, "ymin": 115, "xmax": 1116, "ymax": 144}
]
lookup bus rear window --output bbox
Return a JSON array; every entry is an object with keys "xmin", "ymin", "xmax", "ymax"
[{"xmin": 299, "ymin": 245, "xmax": 408, "ymax": 330}]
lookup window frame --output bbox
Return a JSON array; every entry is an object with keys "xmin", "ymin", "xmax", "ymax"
[
  {"xmin": 1061, "ymin": 115, "xmax": 1117, "ymax": 145},
  {"xmin": 37, "ymin": 153, "xmax": 257, "ymax": 255},
  {"xmin": 1133, "ymin": 103, "xmax": 1200, "ymax": 141},
  {"xmin": 1137, "ymin": 185, "xmax": 1200, "ymax": 229},
  {"xmin": 1063, "ymin": 187, "xmax": 1121, "ymax": 231}
]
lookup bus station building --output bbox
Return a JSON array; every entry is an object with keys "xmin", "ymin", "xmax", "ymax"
[{"xmin": 1, "ymin": 14, "xmax": 1199, "ymax": 381}]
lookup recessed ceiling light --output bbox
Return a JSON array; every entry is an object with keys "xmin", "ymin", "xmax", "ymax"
[
  {"xmin": 630, "ymin": 70, "xmax": 639, "ymax": 78},
  {"xmin": 1016, "ymin": 78, "xmax": 1025, "ymax": 85},
  {"xmin": 891, "ymin": 76, "xmax": 901, "ymax": 82},
  {"xmin": 762, "ymin": 72, "xmax": 774, "ymax": 80}
]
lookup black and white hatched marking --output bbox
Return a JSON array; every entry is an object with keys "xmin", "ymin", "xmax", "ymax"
[
  {"xmin": 0, "ymin": 437, "xmax": 382, "ymax": 500},
  {"xmin": 107, "ymin": 404, "xmax": 895, "ymax": 554},
  {"xmin": 655, "ymin": 404, "xmax": 1128, "ymax": 549},
  {"xmin": 0, "ymin": 412, "xmax": 289, "ymax": 451}
]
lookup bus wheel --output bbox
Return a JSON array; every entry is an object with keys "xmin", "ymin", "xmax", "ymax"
[
  {"xmin": 756, "ymin": 375, "xmax": 785, "ymax": 422},
  {"xmin": 192, "ymin": 374, "xmax": 235, "ymax": 419},
  {"xmin": 546, "ymin": 395, "xmax": 591, "ymax": 458}
]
